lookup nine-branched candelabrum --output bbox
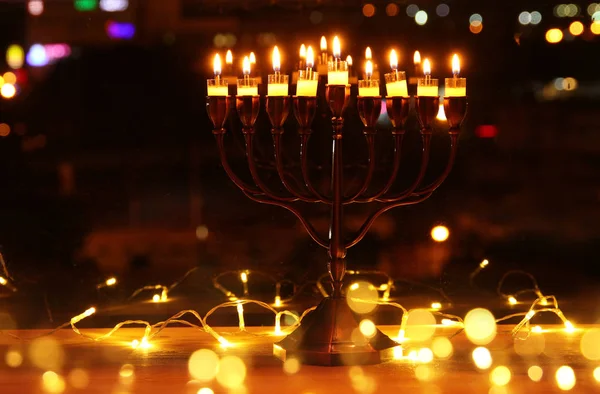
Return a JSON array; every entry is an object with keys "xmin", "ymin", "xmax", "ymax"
[{"xmin": 206, "ymin": 85, "xmax": 467, "ymax": 366}]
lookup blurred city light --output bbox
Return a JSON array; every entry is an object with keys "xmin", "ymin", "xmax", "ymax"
[
  {"xmin": 568, "ymin": 21, "xmax": 584, "ymax": 36},
  {"xmin": 3, "ymin": 72, "xmax": 16, "ymax": 85},
  {"xmin": 27, "ymin": 0, "xmax": 44, "ymax": 16},
  {"xmin": 44, "ymin": 44, "xmax": 72, "ymax": 62},
  {"xmin": 415, "ymin": 10, "xmax": 428, "ymax": 25},
  {"xmin": 469, "ymin": 13, "xmax": 483, "ymax": 24},
  {"xmin": 385, "ymin": 3, "xmax": 399, "ymax": 17},
  {"xmin": 588, "ymin": 3, "xmax": 600, "ymax": 16},
  {"xmin": 436, "ymin": 4, "xmax": 450, "ymax": 17},
  {"xmin": 362, "ymin": 4, "xmax": 375, "ymax": 17},
  {"xmin": 6, "ymin": 45, "xmax": 24, "ymax": 69},
  {"xmin": 530, "ymin": 11, "xmax": 542, "ymax": 25},
  {"xmin": 99, "ymin": 0, "xmax": 128, "ymax": 12},
  {"xmin": 592, "ymin": 21, "xmax": 600, "ymax": 35},
  {"xmin": 406, "ymin": 4, "xmax": 419, "ymax": 17},
  {"xmin": 26, "ymin": 44, "xmax": 48, "ymax": 66},
  {"xmin": 431, "ymin": 225, "xmax": 449, "ymax": 242},
  {"xmin": 74, "ymin": 0, "xmax": 98, "ymax": 11},
  {"xmin": 545, "ymin": 28, "xmax": 564, "ymax": 44},
  {"xmin": 1, "ymin": 83, "xmax": 17, "ymax": 99},
  {"xmin": 593, "ymin": 11, "xmax": 600, "ymax": 21},
  {"xmin": 0, "ymin": 124, "xmax": 10, "ymax": 137},
  {"xmin": 106, "ymin": 21, "xmax": 135, "ymax": 40},
  {"xmin": 470, "ymin": 22, "xmax": 483, "ymax": 34},
  {"xmin": 518, "ymin": 11, "xmax": 531, "ymax": 25},
  {"xmin": 475, "ymin": 125, "xmax": 498, "ymax": 138}
]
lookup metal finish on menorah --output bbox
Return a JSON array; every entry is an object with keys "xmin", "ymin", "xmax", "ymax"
[{"xmin": 206, "ymin": 85, "xmax": 467, "ymax": 366}]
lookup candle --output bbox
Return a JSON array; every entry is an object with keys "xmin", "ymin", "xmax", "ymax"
[
  {"xmin": 249, "ymin": 52, "xmax": 256, "ymax": 65},
  {"xmin": 358, "ymin": 60, "xmax": 380, "ymax": 97},
  {"xmin": 237, "ymin": 56, "xmax": 258, "ymax": 96},
  {"xmin": 297, "ymin": 46, "xmax": 319, "ymax": 96},
  {"xmin": 346, "ymin": 55, "xmax": 353, "ymax": 67},
  {"xmin": 320, "ymin": 36, "xmax": 327, "ymax": 65},
  {"xmin": 225, "ymin": 49, "xmax": 233, "ymax": 72},
  {"xmin": 414, "ymin": 50, "xmax": 421, "ymax": 74},
  {"xmin": 207, "ymin": 54, "xmax": 228, "ymax": 96},
  {"xmin": 365, "ymin": 47, "xmax": 372, "ymax": 60},
  {"xmin": 385, "ymin": 49, "xmax": 408, "ymax": 97},
  {"xmin": 327, "ymin": 36, "xmax": 349, "ymax": 85},
  {"xmin": 417, "ymin": 58, "xmax": 439, "ymax": 97},
  {"xmin": 268, "ymin": 46, "xmax": 289, "ymax": 96},
  {"xmin": 445, "ymin": 54, "xmax": 467, "ymax": 97}
]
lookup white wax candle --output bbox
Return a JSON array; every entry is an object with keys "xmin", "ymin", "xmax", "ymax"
[
  {"xmin": 386, "ymin": 80, "xmax": 408, "ymax": 97},
  {"xmin": 268, "ymin": 83, "xmax": 288, "ymax": 96},
  {"xmin": 297, "ymin": 79, "xmax": 318, "ymax": 96},
  {"xmin": 237, "ymin": 86, "xmax": 258, "ymax": 96},
  {"xmin": 358, "ymin": 86, "xmax": 380, "ymax": 97},
  {"xmin": 445, "ymin": 86, "xmax": 466, "ymax": 97},
  {"xmin": 328, "ymin": 71, "xmax": 348, "ymax": 85},
  {"xmin": 417, "ymin": 83, "xmax": 439, "ymax": 97},
  {"xmin": 207, "ymin": 85, "xmax": 228, "ymax": 96}
]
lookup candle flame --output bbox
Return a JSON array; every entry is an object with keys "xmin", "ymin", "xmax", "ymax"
[
  {"xmin": 320, "ymin": 36, "xmax": 327, "ymax": 51},
  {"xmin": 307, "ymin": 46, "xmax": 314, "ymax": 68},
  {"xmin": 346, "ymin": 55, "xmax": 353, "ymax": 66},
  {"xmin": 243, "ymin": 56, "xmax": 251, "ymax": 75},
  {"xmin": 414, "ymin": 50, "xmax": 421, "ymax": 65},
  {"xmin": 333, "ymin": 36, "xmax": 341, "ymax": 59},
  {"xmin": 300, "ymin": 44, "xmax": 306, "ymax": 59},
  {"xmin": 390, "ymin": 49, "xmax": 398, "ymax": 70},
  {"xmin": 213, "ymin": 53, "xmax": 222, "ymax": 76},
  {"xmin": 226, "ymin": 50, "xmax": 233, "ymax": 65},
  {"xmin": 452, "ymin": 54, "xmax": 460, "ymax": 75},
  {"xmin": 273, "ymin": 46, "xmax": 281, "ymax": 72},
  {"xmin": 365, "ymin": 47, "xmax": 372, "ymax": 60},
  {"xmin": 249, "ymin": 52, "xmax": 256, "ymax": 64},
  {"xmin": 423, "ymin": 58, "xmax": 431, "ymax": 75},
  {"xmin": 366, "ymin": 60, "xmax": 373, "ymax": 77}
]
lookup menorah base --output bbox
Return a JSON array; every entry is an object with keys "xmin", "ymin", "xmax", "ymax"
[{"xmin": 273, "ymin": 296, "xmax": 399, "ymax": 366}]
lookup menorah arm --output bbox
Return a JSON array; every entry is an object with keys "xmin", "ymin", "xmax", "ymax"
[
  {"xmin": 300, "ymin": 133, "xmax": 332, "ymax": 203},
  {"xmin": 272, "ymin": 132, "xmax": 322, "ymax": 203},
  {"xmin": 374, "ymin": 133, "xmax": 432, "ymax": 203},
  {"xmin": 239, "ymin": 189, "xmax": 328, "ymax": 248},
  {"xmin": 343, "ymin": 133, "xmax": 376, "ymax": 204},
  {"xmin": 412, "ymin": 133, "xmax": 459, "ymax": 196},
  {"xmin": 345, "ymin": 192, "xmax": 434, "ymax": 249},
  {"xmin": 214, "ymin": 131, "xmax": 264, "ymax": 196},
  {"xmin": 243, "ymin": 131, "xmax": 299, "ymax": 202}
]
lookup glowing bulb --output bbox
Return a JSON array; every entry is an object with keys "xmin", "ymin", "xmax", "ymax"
[
  {"xmin": 274, "ymin": 319, "xmax": 282, "ymax": 335},
  {"xmin": 431, "ymin": 225, "xmax": 449, "ymax": 242},
  {"xmin": 365, "ymin": 60, "xmax": 373, "ymax": 78},
  {"xmin": 508, "ymin": 296, "xmax": 518, "ymax": 305},
  {"xmin": 307, "ymin": 46, "xmax": 314, "ymax": 68},
  {"xmin": 480, "ymin": 259, "xmax": 489, "ymax": 268},
  {"xmin": 105, "ymin": 277, "xmax": 117, "ymax": 286},
  {"xmin": 431, "ymin": 302, "xmax": 442, "ymax": 310},
  {"xmin": 1, "ymin": 83, "xmax": 16, "ymax": 99},
  {"xmin": 414, "ymin": 50, "xmax": 421, "ymax": 65},
  {"xmin": 531, "ymin": 325, "xmax": 543, "ymax": 333},
  {"xmin": 70, "ymin": 307, "xmax": 96, "ymax": 324},
  {"xmin": 237, "ymin": 302, "xmax": 245, "ymax": 330},
  {"xmin": 423, "ymin": 58, "xmax": 431, "ymax": 76},
  {"xmin": 240, "ymin": 271, "xmax": 248, "ymax": 283},
  {"xmin": 272, "ymin": 46, "xmax": 281, "ymax": 72},
  {"xmin": 441, "ymin": 319, "xmax": 456, "ymax": 326},
  {"xmin": 555, "ymin": 365, "xmax": 576, "ymax": 390},
  {"xmin": 299, "ymin": 44, "xmax": 306, "ymax": 59},
  {"xmin": 248, "ymin": 52, "xmax": 256, "ymax": 64},
  {"xmin": 365, "ymin": 47, "xmax": 372, "ymax": 60},
  {"xmin": 139, "ymin": 336, "xmax": 151, "ymax": 349},
  {"xmin": 452, "ymin": 54, "xmax": 460, "ymax": 75},
  {"xmin": 152, "ymin": 294, "xmax": 161, "ymax": 302},
  {"xmin": 346, "ymin": 55, "xmax": 352, "ymax": 66},
  {"xmin": 213, "ymin": 53, "xmax": 221, "ymax": 76},
  {"xmin": 0, "ymin": 276, "xmax": 7, "ymax": 285},
  {"xmin": 218, "ymin": 336, "xmax": 231, "ymax": 348},
  {"xmin": 564, "ymin": 320, "xmax": 575, "ymax": 333},
  {"xmin": 225, "ymin": 50, "xmax": 233, "ymax": 65},
  {"xmin": 417, "ymin": 348, "xmax": 434, "ymax": 363},
  {"xmin": 274, "ymin": 296, "xmax": 282, "ymax": 307},
  {"xmin": 131, "ymin": 339, "xmax": 139, "ymax": 348},
  {"xmin": 526, "ymin": 310, "xmax": 535, "ymax": 320},
  {"xmin": 320, "ymin": 36, "xmax": 327, "ymax": 51},
  {"xmin": 333, "ymin": 36, "xmax": 341, "ymax": 59},
  {"xmin": 390, "ymin": 49, "xmax": 398, "ymax": 70}
]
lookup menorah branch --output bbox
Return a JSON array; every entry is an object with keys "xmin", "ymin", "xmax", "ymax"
[
  {"xmin": 412, "ymin": 133, "xmax": 459, "ymax": 196},
  {"xmin": 300, "ymin": 133, "xmax": 332, "ymax": 204},
  {"xmin": 343, "ymin": 132, "xmax": 376, "ymax": 203}
]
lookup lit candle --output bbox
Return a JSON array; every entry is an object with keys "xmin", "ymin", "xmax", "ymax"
[
  {"xmin": 268, "ymin": 46, "xmax": 289, "ymax": 96},
  {"xmin": 417, "ymin": 58, "xmax": 439, "ymax": 97},
  {"xmin": 237, "ymin": 56, "xmax": 258, "ymax": 96},
  {"xmin": 385, "ymin": 49, "xmax": 408, "ymax": 97},
  {"xmin": 358, "ymin": 60, "xmax": 380, "ymax": 97},
  {"xmin": 320, "ymin": 36, "xmax": 327, "ymax": 65},
  {"xmin": 249, "ymin": 52, "xmax": 256, "ymax": 64},
  {"xmin": 346, "ymin": 55, "xmax": 353, "ymax": 67},
  {"xmin": 225, "ymin": 49, "xmax": 233, "ymax": 73},
  {"xmin": 297, "ymin": 46, "xmax": 319, "ymax": 96},
  {"xmin": 414, "ymin": 50, "xmax": 421, "ymax": 75},
  {"xmin": 299, "ymin": 44, "xmax": 306, "ymax": 69},
  {"xmin": 207, "ymin": 54, "xmax": 228, "ymax": 96},
  {"xmin": 365, "ymin": 47, "xmax": 372, "ymax": 60},
  {"xmin": 327, "ymin": 36, "xmax": 348, "ymax": 85},
  {"xmin": 445, "ymin": 54, "xmax": 467, "ymax": 97}
]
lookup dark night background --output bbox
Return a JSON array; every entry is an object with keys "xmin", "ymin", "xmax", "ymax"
[{"xmin": 0, "ymin": 0, "xmax": 599, "ymax": 328}]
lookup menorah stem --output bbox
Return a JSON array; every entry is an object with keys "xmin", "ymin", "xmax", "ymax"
[{"xmin": 328, "ymin": 118, "xmax": 346, "ymax": 297}]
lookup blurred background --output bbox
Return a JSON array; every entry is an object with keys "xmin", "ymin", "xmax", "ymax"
[{"xmin": 0, "ymin": 0, "xmax": 599, "ymax": 328}]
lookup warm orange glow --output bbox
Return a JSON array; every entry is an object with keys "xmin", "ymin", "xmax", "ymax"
[
  {"xmin": 306, "ymin": 46, "xmax": 314, "ymax": 68},
  {"xmin": 213, "ymin": 54, "xmax": 222, "ymax": 76},
  {"xmin": 365, "ymin": 60, "xmax": 373, "ymax": 77},
  {"xmin": 272, "ymin": 46, "xmax": 281, "ymax": 72},
  {"xmin": 592, "ymin": 22, "xmax": 600, "ymax": 35},
  {"xmin": 470, "ymin": 23, "xmax": 483, "ymax": 34},
  {"xmin": 365, "ymin": 47, "xmax": 372, "ymax": 60},
  {"xmin": 423, "ymin": 58, "xmax": 431, "ymax": 75},
  {"xmin": 249, "ymin": 52, "xmax": 256, "ymax": 64},
  {"xmin": 414, "ymin": 50, "xmax": 421, "ymax": 65},
  {"xmin": 569, "ymin": 21, "xmax": 584, "ymax": 36},
  {"xmin": 430, "ymin": 225, "xmax": 447, "ymax": 241},
  {"xmin": 452, "ymin": 54, "xmax": 460, "ymax": 75},
  {"xmin": 3, "ymin": 72, "xmax": 16, "ymax": 84},
  {"xmin": 320, "ymin": 36, "xmax": 327, "ymax": 51},
  {"xmin": 546, "ymin": 28, "xmax": 563, "ymax": 43},
  {"xmin": 243, "ymin": 56, "xmax": 251, "ymax": 75},
  {"xmin": 390, "ymin": 49, "xmax": 398, "ymax": 70},
  {"xmin": 346, "ymin": 55, "xmax": 353, "ymax": 66},
  {"xmin": 333, "ymin": 36, "xmax": 341, "ymax": 58},
  {"xmin": 299, "ymin": 44, "xmax": 306, "ymax": 59},
  {"xmin": 0, "ymin": 83, "xmax": 16, "ymax": 99},
  {"xmin": 225, "ymin": 50, "xmax": 233, "ymax": 65}
]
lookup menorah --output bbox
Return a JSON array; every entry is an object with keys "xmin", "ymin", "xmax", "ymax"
[{"xmin": 206, "ymin": 85, "xmax": 467, "ymax": 366}]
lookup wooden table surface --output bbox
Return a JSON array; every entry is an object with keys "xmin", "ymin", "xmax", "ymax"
[{"xmin": 0, "ymin": 324, "xmax": 598, "ymax": 393}]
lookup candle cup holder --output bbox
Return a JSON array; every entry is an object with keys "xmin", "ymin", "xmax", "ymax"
[
  {"xmin": 326, "ymin": 84, "xmax": 350, "ymax": 119},
  {"xmin": 357, "ymin": 97, "xmax": 382, "ymax": 131},
  {"xmin": 415, "ymin": 96, "xmax": 440, "ymax": 133},
  {"xmin": 266, "ymin": 96, "xmax": 291, "ymax": 131},
  {"xmin": 206, "ymin": 96, "xmax": 231, "ymax": 131},
  {"xmin": 443, "ymin": 96, "xmax": 468, "ymax": 133},
  {"xmin": 386, "ymin": 96, "xmax": 411, "ymax": 134},
  {"xmin": 293, "ymin": 96, "xmax": 317, "ymax": 133},
  {"xmin": 236, "ymin": 96, "xmax": 261, "ymax": 130}
]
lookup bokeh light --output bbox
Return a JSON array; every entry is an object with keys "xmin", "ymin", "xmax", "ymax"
[
  {"xmin": 6, "ymin": 45, "xmax": 24, "ymax": 69},
  {"xmin": 530, "ymin": 11, "xmax": 542, "ymax": 25},
  {"xmin": 431, "ymin": 225, "xmax": 449, "ymax": 242},
  {"xmin": 0, "ymin": 84, "xmax": 16, "ymax": 99},
  {"xmin": 490, "ymin": 366, "xmax": 512, "ymax": 386},
  {"xmin": 514, "ymin": 331, "xmax": 545, "ymax": 356},
  {"xmin": 5, "ymin": 349, "xmax": 22, "ymax": 367},
  {"xmin": 42, "ymin": 371, "xmax": 66, "ymax": 394},
  {"xmin": 188, "ymin": 349, "xmax": 219, "ymax": 381},
  {"xmin": 119, "ymin": 364, "xmax": 135, "ymax": 385},
  {"xmin": 346, "ymin": 281, "xmax": 379, "ymax": 314},
  {"xmin": 196, "ymin": 225, "xmax": 209, "ymax": 240},
  {"xmin": 405, "ymin": 309, "xmax": 437, "ymax": 342},
  {"xmin": 216, "ymin": 356, "xmax": 246, "ymax": 389},
  {"xmin": 197, "ymin": 389, "xmax": 214, "ymax": 394},
  {"xmin": 359, "ymin": 319, "xmax": 377, "ymax": 338},
  {"xmin": 472, "ymin": 347, "xmax": 493, "ymax": 369},
  {"xmin": 588, "ymin": 3, "xmax": 600, "ymax": 16},
  {"xmin": 28, "ymin": 0, "xmax": 44, "ymax": 15},
  {"xmin": 415, "ymin": 365, "xmax": 434, "ymax": 381},
  {"xmin": 469, "ymin": 13, "xmax": 483, "ymax": 24},
  {"xmin": 546, "ymin": 28, "xmax": 564, "ymax": 44},
  {"xmin": 555, "ymin": 365, "xmax": 576, "ymax": 390},
  {"xmin": 68, "ymin": 368, "xmax": 89, "ymax": 389},
  {"xmin": 436, "ymin": 4, "xmax": 450, "ymax": 17},
  {"xmin": 417, "ymin": 347, "xmax": 434, "ymax": 363},
  {"xmin": 362, "ymin": 4, "xmax": 375, "ymax": 18},
  {"xmin": 591, "ymin": 21, "xmax": 600, "ymax": 35},
  {"xmin": 385, "ymin": 3, "xmax": 399, "ymax": 16},
  {"xmin": 99, "ymin": 0, "xmax": 128, "ymax": 12},
  {"xmin": 470, "ymin": 23, "xmax": 483, "ymax": 34},
  {"xmin": 3, "ymin": 72, "xmax": 16, "ymax": 84},
  {"xmin": 594, "ymin": 11, "xmax": 600, "ymax": 21},
  {"xmin": 415, "ymin": 10, "xmax": 428, "ymax": 25},
  {"xmin": 27, "ymin": 44, "xmax": 48, "ymax": 66},
  {"xmin": 29, "ymin": 337, "xmax": 64, "ymax": 371},
  {"xmin": 74, "ymin": 0, "xmax": 98, "ymax": 12},
  {"xmin": 465, "ymin": 308, "xmax": 496, "ymax": 345},
  {"xmin": 528, "ymin": 365, "xmax": 544, "ymax": 382},
  {"xmin": 518, "ymin": 11, "xmax": 531, "ymax": 25},
  {"xmin": 406, "ymin": 4, "xmax": 419, "ymax": 17},
  {"xmin": 569, "ymin": 21, "xmax": 584, "ymax": 36},
  {"xmin": 594, "ymin": 366, "xmax": 600, "ymax": 382},
  {"xmin": 432, "ymin": 337, "xmax": 453, "ymax": 359},
  {"xmin": 283, "ymin": 357, "xmax": 301, "ymax": 375},
  {"xmin": 580, "ymin": 329, "xmax": 600, "ymax": 360}
]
